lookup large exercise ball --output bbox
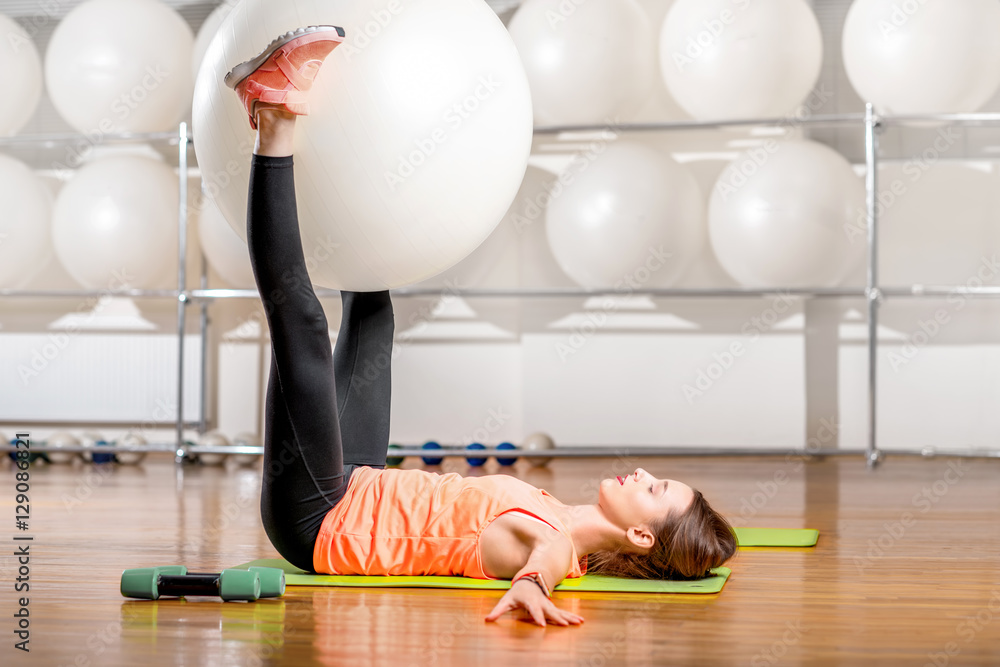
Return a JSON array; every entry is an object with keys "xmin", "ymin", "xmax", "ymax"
[
  {"xmin": 52, "ymin": 155, "xmax": 179, "ymax": 289},
  {"xmin": 880, "ymin": 162, "xmax": 1000, "ymax": 286},
  {"xmin": 0, "ymin": 14, "xmax": 43, "ymax": 135},
  {"xmin": 196, "ymin": 194, "xmax": 255, "ymax": 289},
  {"xmin": 45, "ymin": 0, "xmax": 194, "ymax": 133},
  {"xmin": 659, "ymin": 0, "xmax": 823, "ymax": 121},
  {"xmin": 545, "ymin": 141, "xmax": 704, "ymax": 289},
  {"xmin": 192, "ymin": 2, "xmax": 236, "ymax": 80},
  {"xmin": 0, "ymin": 155, "xmax": 54, "ymax": 288},
  {"xmin": 508, "ymin": 0, "xmax": 654, "ymax": 126},
  {"xmin": 708, "ymin": 140, "xmax": 865, "ymax": 288},
  {"xmin": 843, "ymin": 0, "xmax": 1000, "ymax": 114},
  {"xmin": 193, "ymin": 0, "xmax": 532, "ymax": 292}
]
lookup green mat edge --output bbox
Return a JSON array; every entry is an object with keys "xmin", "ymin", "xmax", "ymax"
[
  {"xmin": 733, "ymin": 527, "xmax": 819, "ymax": 547},
  {"xmin": 234, "ymin": 558, "xmax": 731, "ymax": 594},
  {"xmin": 231, "ymin": 529, "xmax": 818, "ymax": 595}
]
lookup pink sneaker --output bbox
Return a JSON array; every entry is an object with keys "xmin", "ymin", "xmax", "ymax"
[{"xmin": 225, "ymin": 25, "xmax": 346, "ymax": 130}]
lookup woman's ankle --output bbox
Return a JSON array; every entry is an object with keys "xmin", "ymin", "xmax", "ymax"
[{"xmin": 254, "ymin": 107, "xmax": 297, "ymax": 157}]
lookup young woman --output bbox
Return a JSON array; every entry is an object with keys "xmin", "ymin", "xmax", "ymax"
[{"xmin": 226, "ymin": 26, "xmax": 737, "ymax": 628}]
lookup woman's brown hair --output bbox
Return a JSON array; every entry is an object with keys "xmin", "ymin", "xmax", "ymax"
[{"xmin": 586, "ymin": 489, "xmax": 738, "ymax": 579}]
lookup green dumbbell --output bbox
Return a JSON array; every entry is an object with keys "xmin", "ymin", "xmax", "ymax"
[{"xmin": 121, "ymin": 566, "xmax": 284, "ymax": 602}]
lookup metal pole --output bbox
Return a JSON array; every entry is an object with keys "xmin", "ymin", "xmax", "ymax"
[
  {"xmin": 199, "ymin": 254, "xmax": 209, "ymax": 436},
  {"xmin": 865, "ymin": 103, "xmax": 883, "ymax": 469},
  {"xmin": 175, "ymin": 122, "xmax": 190, "ymax": 463}
]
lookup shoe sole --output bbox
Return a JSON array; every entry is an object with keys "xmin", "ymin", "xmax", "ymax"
[{"xmin": 224, "ymin": 25, "xmax": 346, "ymax": 90}]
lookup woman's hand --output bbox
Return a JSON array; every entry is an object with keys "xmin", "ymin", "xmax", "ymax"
[{"xmin": 484, "ymin": 579, "xmax": 585, "ymax": 627}]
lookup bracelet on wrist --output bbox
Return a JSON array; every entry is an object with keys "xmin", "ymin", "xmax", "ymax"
[{"xmin": 514, "ymin": 571, "xmax": 550, "ymax": 598}]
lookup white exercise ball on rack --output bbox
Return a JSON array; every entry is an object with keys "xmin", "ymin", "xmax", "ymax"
[
  {"xmin": 197, "ymin": 194, "xmax": 255, "ymax": 289},
  {"xmin": 197, "ymin": 431, "xmax": 230, "ymax": 466},
  {"xmin": 545, "ymin": 141, "xmax": 704, "ymax": 289},
  {"xmin": 843, "ymin": 0, "xmax": 1000, "ymax": 114},
  {"xmin": 192, "ymin": 2, "xmax": 236, "ymax": 79},
  {"xmin": 52, "ymin": 155, "xmax": 179, "ymax": 290},
  {"xmin": 0, "ymin": 14, "xmax": 43, "ymax": 135},
  {"xmin": 522, "ymin": 432, "xmax": 555, "ymax": 468},
  {"xmin": 880, "ymin": 162, "xmax": 1000, "ymax": 287},
  {"xmin": 45, "ymin": 0, "xmax": 194, "ymax": 133},
  {"xmin": 659, "ymin": 0, "xmax": 823, "ymax": 121},
  {"xmin": 0, "ymin": 155, "xmax": 54, "ymax": 288},
  {"xmin": 46, "ymin": 431, "xmax": 80, "ymax": 464},
  {"xmin": 508, "ymin": 0, "xmax": 655, "ymax": 126},
  {"xmin": 231, "ymin": 432, "xmax": 262, "ymax": 467},
  {"xmin": 193, "ymin": 0, "xmax": 533, "ymax": 292},
  {"xmin": 115, "ymin": 433, "xmax": 148, "ymax": 466},
  {"xmin": 708, "ymin": 140, "xmax": 866, "ymax": 288}
]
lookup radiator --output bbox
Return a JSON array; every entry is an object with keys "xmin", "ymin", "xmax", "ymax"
[{"xmin": 0, "ymin": 332, "xmax": 202, "ymax": 424}]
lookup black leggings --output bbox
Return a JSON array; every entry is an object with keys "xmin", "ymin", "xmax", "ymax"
[{"xmin": 247, "ymin": 155, "xmax": 394, "ymax": 572}]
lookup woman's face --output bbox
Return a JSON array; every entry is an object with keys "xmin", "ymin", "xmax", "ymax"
[{"xmin": 598, "ymin": 468, "xmax": 695, "ymax": 540}]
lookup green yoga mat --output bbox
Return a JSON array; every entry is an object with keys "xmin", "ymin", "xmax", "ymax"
[
  {"xmin": 733, "ymin": 527, "xmax": 819, "ymax": 547},
  {"xmin": 235, "ymin": 559, "xmax": 731, "ymax": 594},
  {"xmin": 233, "ymin": 529, "xmax": 814, "ymax": 595}
]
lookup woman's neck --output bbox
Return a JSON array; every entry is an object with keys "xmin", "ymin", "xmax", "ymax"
[{"xmin": 554, "ymin": 502, "xmax": 626, "ymax": 556}]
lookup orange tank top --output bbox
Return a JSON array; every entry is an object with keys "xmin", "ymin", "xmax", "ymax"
[{"xmin": 312, "ymin": 467, "xmax": 587, "ymax": 579}]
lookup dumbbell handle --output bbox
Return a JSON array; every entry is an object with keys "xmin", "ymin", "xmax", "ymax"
[{"xmin": 156, "ymin": 574, "xmax": 222, "ymax": 597}]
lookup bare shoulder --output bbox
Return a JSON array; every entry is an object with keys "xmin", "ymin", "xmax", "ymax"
[{"xmin": 479, "ymin": 512, "xmax": 569, "ymax": 579}]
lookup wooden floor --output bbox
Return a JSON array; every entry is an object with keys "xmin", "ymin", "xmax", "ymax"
[{"xmin": 2, "ymin": 452, "xmax": 999, "ymax": 666}]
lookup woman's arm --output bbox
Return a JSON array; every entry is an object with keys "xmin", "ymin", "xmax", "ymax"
[{"xmin": 484, "ymin": 527, "xmax": 585, "ymax": 627}]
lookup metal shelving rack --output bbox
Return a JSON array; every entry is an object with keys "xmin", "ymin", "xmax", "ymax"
[{"xmin": 5, "ymin": 104, "xmax": 1000, "ymax": 466}]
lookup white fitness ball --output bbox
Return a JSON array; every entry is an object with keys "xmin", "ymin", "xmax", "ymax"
[
  {"xmin": 46, "ymin": 431, "xmax": 80, "ymax": 464},
  {"xmin": 196, "ymin": 194, "xmax": 256, "ymax": 289},
  {"xmin": 659, "ymin": 0, "xmax": 823, "ymax": 120},
  {"xmin": 52, "ymin": 155, "xmax": 179, "ymax": 290},
  {"xmin": 0, "ymin": 13, "xmax": 43, "ymax": 135},
  {"xmin": 708, "ymin": 140, "xmax": 866, "ymax": 288},
  {"xmin": 508, "ymin": 0, "xmax": 655, "ymax": 126},
  {"xmin": 45, "ymin": 0, "xmax": 194, "ymax": 133},
  {"xmin": 545, "ymin": 141, "xmax": 704, "ymax": 289},
  {"xmin": 843, "ymin": 0, "xmax": 1000, "ymax": 114},
  {"xmin": 0, "ymin": 154, "xmax": 54, "ymax": 289},
  {"xmin": 192, "ymin": 0, "xmax": 533, "ymax": 291}
]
